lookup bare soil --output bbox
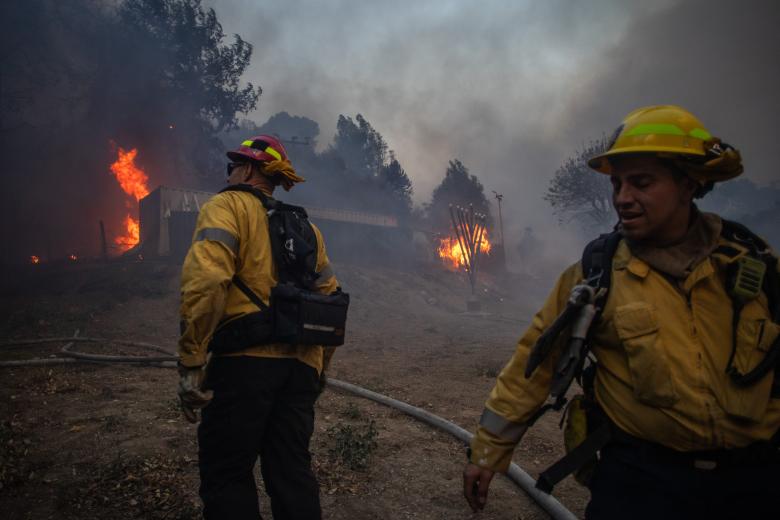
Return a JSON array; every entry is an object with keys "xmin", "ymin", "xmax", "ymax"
[{"xmin": 0, "ymin": 259, "xmax": 589, "ymax": 519}]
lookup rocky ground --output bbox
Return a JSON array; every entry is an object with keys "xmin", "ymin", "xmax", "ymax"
[{"xmin": 0, "ymin": 258, "xmax": 589, "ymax": 519}]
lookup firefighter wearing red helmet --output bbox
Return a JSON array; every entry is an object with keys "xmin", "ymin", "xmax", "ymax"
[
  {"xmin": 178, "ymin": 134, "xmax": 346, "ymax": 519},
  {"xmin": 226, "ymin": 134, "xmax": 305, "ymax": 191}
]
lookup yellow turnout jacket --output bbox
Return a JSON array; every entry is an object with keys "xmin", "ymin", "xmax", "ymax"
[
  {"xmin": 178, "ymin": 189, "xmax": 339, "ymax": 373},
  {"xmin": 471, "ymin": 233, "xmax": 780, "ymax": 472}
]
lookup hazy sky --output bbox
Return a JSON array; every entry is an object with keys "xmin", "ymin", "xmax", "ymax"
[{"xmin": 208, "ymin": 0, "xmax": 779, "ymax": 250}]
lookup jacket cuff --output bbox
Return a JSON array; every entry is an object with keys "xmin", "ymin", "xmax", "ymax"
[
  {"xmin": 469, "ymin": 426, "xmax": 516, "ymax": 473},
  {"xmin": 177, "ymin": 349, "xmax": 207, "ymax": 369}
]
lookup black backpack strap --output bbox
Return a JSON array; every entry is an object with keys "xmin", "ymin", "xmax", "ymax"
[
  {"xmin": 720, "ymin": 219, "xmax": 772, "ymax": 255},
  {"xmin": 232, "ymin": 275, "xmax": 269, "ymax": 312},
  {"xmin": 525, "ymin": 230, "xmax": 622, "ymax": 415},
  {"xmin": 220, "ymin": 183, "xmax": 310, "ymax": 217},
  {"xmin": 720, "ymin": 219, "xmax": 778, "ymax": 319},
  {"xmin": 220, "ymin": 183, "xmax": 273, "ymax": 210},
  {"xmin": 717, "ymin": 219, "xmax": 780, "ymax": 390},
  {"xmin": 220, "ymin": 183, "xmax": 316, "ymax": 286},
  {"xmin": 582, "ymin": 230, "xmax": 622, "ymax": 293},
  {"xmin": 531, "ymin": 231, "xmax": 622, "ymax": 493},
  {"xmin": 536, "ymin": 421, "xmax": 612, "ymax": 493}
]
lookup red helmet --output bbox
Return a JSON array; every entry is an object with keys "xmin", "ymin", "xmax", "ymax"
[{"xmin": 226, "ymin": 134, "xmax": 289, "ymax": 164}]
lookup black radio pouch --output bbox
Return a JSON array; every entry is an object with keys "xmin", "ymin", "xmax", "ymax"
[
  {"xmin": 208, "ymin": 184, "xmax": 349, "ymax": 353},
  {"xmin": 272, "ymin": 283, "xmax": 349, "ymax": 346}
]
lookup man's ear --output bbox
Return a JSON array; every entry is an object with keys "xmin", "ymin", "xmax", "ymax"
[
  {"xmin": 242, "ymin": 163, "xmax": 254, "ymax": 182},
  {"xmin": 680, "ymin": 176, "xmax": 699, "ymax": 204}
]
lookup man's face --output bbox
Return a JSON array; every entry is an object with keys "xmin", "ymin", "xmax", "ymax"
[
  {"xmin": 610, "ymin": 155, "xmax": 697, "ymax": 244},
  {"xmin": 226, "ymin": 162, "xmax": 252, "ymax": 185}
]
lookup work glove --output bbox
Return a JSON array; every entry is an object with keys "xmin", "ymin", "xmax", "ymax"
[{"xmin": 177, "ymin": 363, "xmax": 213, "ymax": 423}]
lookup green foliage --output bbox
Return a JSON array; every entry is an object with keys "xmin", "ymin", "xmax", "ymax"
[
  {"xmin": 327, "ymin": 420, "xmax": 378, "ymax": 470},
  {"xmin": 277, "ymin": 113, "xmax": 414, "ymax": 218},
  {"xmin": 119, "ymin": 0, "xmax": 260, "ymax": 132},
  {"xmin": 1, "ymin": 0, "xmax": 262, "ymax": 260},
  {"xmin": 341, "ymin": 402, "xmax": 363, "ymax": 420},
  {"xmin": 427, "ymin": 159, "xmax": 492, "ymax": 231},
  {"xmin": 227, "ymin": 111, "xmax": 416, "ymax": 221},
  {"xmin": 545, "ymin": 138, "xmax": 614, "ymax": 233},
  {"xmin": 332, "ymin": 114, "xmax": 389, "ymax": 178},
  {"xmin": 378, "ymin": 154, "xmax": 413, "ymax": 215},
  {"xmin": 233, "ymin": 111, "xmax": 321, "ymax": 147}
]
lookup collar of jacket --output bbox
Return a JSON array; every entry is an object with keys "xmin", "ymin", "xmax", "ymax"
[
  {"xmin": 623, "ymin": 209, "xmax": 723, "ymax": 279},
  {"xmin": 613, "ymin": 213, "xmax": 751, "ymax": 287}
]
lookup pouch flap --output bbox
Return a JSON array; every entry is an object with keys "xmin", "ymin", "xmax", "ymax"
[{"xmin": 613, "ymin": 302, "xmax": 659, "ymax": 340}]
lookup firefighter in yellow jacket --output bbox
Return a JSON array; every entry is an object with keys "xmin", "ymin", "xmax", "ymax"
[
  {"xmin": 463, "ymin": 106, "xmax": 780, "ymax": 519},
  {"xmin": 178, "ymin": 135, "xmax": 340, "ymax": 520}
]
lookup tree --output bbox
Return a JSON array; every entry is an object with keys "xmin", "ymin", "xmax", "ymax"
[
  {"xmin": 256, "ymin": 112, "xmax": 320, "ymax": 147},
  {"xmin": 378, "ymin": 153, "xmax": 413, "ymax": 216},
  {"xmin": 545, "ymin": 138, "xmax": 614, "ymax": 233},
  {"xmin": 0, "ymin": 0, "xmax": 261, "ymax": 262},
  {"xmin": 119, "ymin": 0, "xmax": 260, "ymax": 133},
  {"xmin": 331, "ymin": 114, "xmax": 389, "ymax": 178},
  {"xmin": 112, "ymin": 0, "xmax": 261, "ymax": 182},
  {"xmin": 699, "ymin": 178, "xmax": 780, "ymax": 219},
  {"xmin": 427, "ymin": 159, "xmax": 492, "ymax": 231}
]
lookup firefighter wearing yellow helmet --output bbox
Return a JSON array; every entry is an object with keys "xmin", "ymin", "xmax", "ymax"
[
  {"xmin": 177, "ymin": 135, "xmax": 348, "ymax": 519},
  {"xmin": 464, "ymin": 106, "xmax": 780, "ymax": 519}
]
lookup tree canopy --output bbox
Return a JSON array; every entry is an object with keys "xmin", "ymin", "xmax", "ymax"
[
  {"xmin": 308, "ymin": 113, "xmax": 413, "ymax": 218},
  {"xmin": 378, "ymin": 154, "xmax": 413, "ymax": 215},
  {"xmin": 545, "ymin": 138, "xmax": 614, "ymax": 233},
  {"xmin": 331, "ymin": 114, "xmax": 390, "ymax": 179},
  {"xmin": 427, "ymin": 159, "xmax": 492, "ymax": 232},
  {"xmin": 1, "ymin": 0, "xmax": 260, "ymax": 260}
]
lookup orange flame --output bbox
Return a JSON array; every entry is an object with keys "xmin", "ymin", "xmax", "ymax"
[
  {"xmin": 110, "ymin": 146, "xmax": 149, "ymax": 252},
  {"xmin": 30, "ymin": 255, "xmax": 40, "ymax": 264},
  {"xmin": 114, "ymin": 215, "xmax": 141, "ymax": 251},
  {"xmin": 437, "ymin": 228, "xmax": 491, "ymax": 270},
  {"xmin": 68, "ymin": 254, "xmax": 78, "ymax": 262},
  {"xmin": 110, "ymin": 147, "xmax": 149, "ymax": 202}
]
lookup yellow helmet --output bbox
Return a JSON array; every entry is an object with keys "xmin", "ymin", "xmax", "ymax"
[{"xmin": 588, "ymin": 105, "xmax": 743, "ymax": 183}]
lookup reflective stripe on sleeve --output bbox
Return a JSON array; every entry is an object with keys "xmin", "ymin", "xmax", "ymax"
[
  {"xmin": 194, "ymin": 227, "xmax": 239, "ymax": 256},
  {"xmin": 317, "ymin": 263, "xmax": 335, "ymax": 282},
  {"xmin": 479, "ymin": 408, "xmax": 527, "ymax": 442}
]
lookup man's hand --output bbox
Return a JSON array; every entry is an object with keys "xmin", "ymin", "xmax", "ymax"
[
  {"xmin": 177, "ymin": 364, "xmax": 213, "ymax": 423},
  {"xmin": 463, "ymin": 463, "xmax": 495, "ymax": 512}
]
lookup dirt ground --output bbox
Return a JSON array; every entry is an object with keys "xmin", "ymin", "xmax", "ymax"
[{"xmin": 0, "ymin": 259, "xmax": 589, "ymax": 519}]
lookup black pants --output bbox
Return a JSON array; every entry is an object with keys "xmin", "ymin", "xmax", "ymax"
[
  {"xmin": 198, "ymin": 356, "xmax": 322, "ymax": 520},
  {"xmin": 586, "ymin": 441, "xmax": 780, "ymax": 520}
]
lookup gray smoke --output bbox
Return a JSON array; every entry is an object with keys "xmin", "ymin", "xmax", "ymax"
[{"xmin": 209, "ymin": 0, "xmax": 779, "ymax": 268}]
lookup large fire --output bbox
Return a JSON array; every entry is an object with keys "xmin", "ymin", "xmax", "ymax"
[
  {"xmin": 438, "ymin": 228, "xmax": 491, "ymax": 270},
  {"xmin": 110, "ymin": 146, "xmax": 149, "ymax": 252}
]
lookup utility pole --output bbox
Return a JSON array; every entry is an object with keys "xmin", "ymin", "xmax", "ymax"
[
  {"xmin": 492, "ymin": 191, "xmax": 506, "ymax": 271},
  {"xmin": 274, "ymin": 134, "xmax": 312, "ymax": 147},
  {"xmin": 492, "ymin": 191, "xmax": 505, "ymax": 245}
]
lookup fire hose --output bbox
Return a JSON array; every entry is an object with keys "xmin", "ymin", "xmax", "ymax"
[{"xmin": 0, "ymin": 336, "xmax": 577, "ymax": 520}]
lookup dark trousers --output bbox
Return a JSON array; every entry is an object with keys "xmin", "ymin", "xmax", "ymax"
[
  {"xmin": 586, "ymin": 441, "xmax": 780, "ymax": 520},
  {"xmin": 198, "ymin": 356, "xmax": 322, "ymax": 520}
]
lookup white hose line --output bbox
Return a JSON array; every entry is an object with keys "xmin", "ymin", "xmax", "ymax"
[
  {"xmin": 0, "ymin": 337, "xmax": 576, "ymax": 519},
  {"xmin": 60, "ymin": 342, "xmax": 177, "ymax": 363},
  {"xmin": 0, "ymin": 337, "xmax": 178, "ymax": 367},
  {"xmin": 328, "ymin": 378, "xmax": 577, "ymax": 520},
  {"xmin": 0, "ymin": 337, "xmax": 175, "ymax": 354},
  {"xmin": 0, "ymin": 358, "xmax": 79, "ymax": 367}
]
